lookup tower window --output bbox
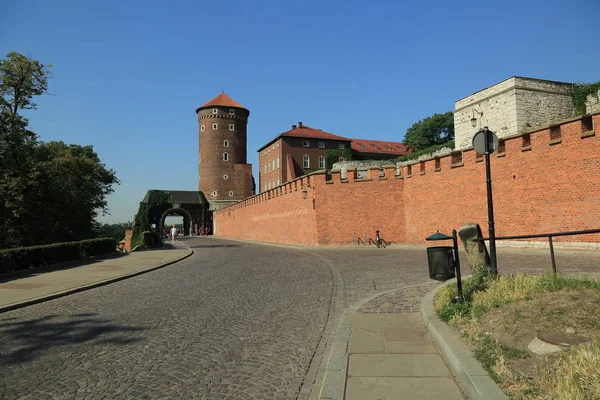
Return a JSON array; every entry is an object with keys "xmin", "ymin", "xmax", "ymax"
[
  {"xmin": 223, "ymin": 140, "xmax": 229, "ymax": 147},
  {"xmin": 229, "ymin": 109, "xmax": 235, "ymax": 115},
  {"xmin": 276, "ymin": 179, "xmax": 279, "ymax": 186},
  {"xmin": 212, "ymin": 109, "xmax": 218, "ymax": 114},
  {"xmin": 212, "ymin": 123, "xmax": 218, "ymax": 130},
  {"xmin": 223, "ymin": 174, "xmax": 228, "ymax": 180},
  {"xmin": 272, "ymin": 159, "xmax": 275, "ymax": 170},
  {"xmin": 303, "ymin": 141, "xmax": 310, "ymax": 148},
  {"xmin": 229, "ymin": 191, "xmax": 234, "ymax": 197},
  {"xmin": 303, "ymin": 155, "xmax": 310, "ymax": 169},
  {"xmin": 201, "ymin": 125, "xmax": 205, "ymax": 132},
  {"xmin": 223, "ymin": 152, "xmax": 229, "ymax": 161},
  {"xmin": 276, "ymin": 157, "xmax": 280, "ymax": 169},
  {"xmin": 318, "ymin": 142, "xmax": 325, "ymax": 148},
  {"xmin": 211, "ymin": 190, "xmax": 218, "ymax": 197},
  {"xmin": 229, "ymin": 124, "xmax": 235, "ymax": 131},
  {"xmin": 268, "ymin": 162, "xmax": 271, "ymax": 172},
  {"xmin": 319, "ymin": 156, "xmax": 325, "ymax": 169}
]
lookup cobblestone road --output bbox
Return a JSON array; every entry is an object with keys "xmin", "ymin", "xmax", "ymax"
[{"xmin": 1, "ymin": 238, "xmax": 598, "ymax": 399}]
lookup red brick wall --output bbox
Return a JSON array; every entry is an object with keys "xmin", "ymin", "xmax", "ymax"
[
  {"xmin": 214, "ymin": 176, "xmax": 318, "ymax": 245},
  {"xmin": 314, "ymin": 166, "xmax": 406, "ymax": 245},
  {"xmin": 215, "ymin": 113, "xmax": 600, "ymax": 246}
]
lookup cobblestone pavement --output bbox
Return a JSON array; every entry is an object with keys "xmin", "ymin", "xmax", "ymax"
[
  {"xmin": 0, "ymin": 238, "xmax": 334, "ymax": 400},
  {"xmin": 1, "ymin": 238, "xmax": 598, "ymax": 399}
]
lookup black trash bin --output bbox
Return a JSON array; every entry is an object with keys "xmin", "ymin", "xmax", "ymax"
[{"xmin": 427, "ymin": 246, "xmax": 455, "ymax": 281}]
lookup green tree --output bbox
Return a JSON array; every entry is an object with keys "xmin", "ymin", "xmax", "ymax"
[
  {"xmin": 24, "ymin": 142, "xmax": 119, "ymax": 245},
  {"xmin": 0, "ymin": 52, "xmax": 119, "ymax": 248},
  {"xmin": 0, "ymin": 52, "xmax": 52, "ymax": 115},
  {"xmin": 0, "ymin": 111, "xmax": 40, "ymax": 247},
  {"xmin": 403, "ymin": 112, "xmax": 454, "ymax": 151},
  {"xmin": 96, "ymin": 222, "xmax": 132, "ymax": 243}
]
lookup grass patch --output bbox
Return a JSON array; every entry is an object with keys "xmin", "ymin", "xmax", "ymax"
[{"xmin": 434, "ymin": 272, "xmax": 600, "ymax": 399}]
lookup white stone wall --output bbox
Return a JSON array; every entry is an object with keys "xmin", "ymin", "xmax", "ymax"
[
  {"xmin": 454, "ymin": 77, "xmax": 519, "ymax": 150},
  {"xmin": 454, "ymin": 77, "xmax": 575, "ymax": 150},
  {"xmin": 514, "ymin": 77, "xmax": 573, "ymax": 131},
  {"xmin": 586, "ymin": 89, "xmax": 600, "ymax": 114}
]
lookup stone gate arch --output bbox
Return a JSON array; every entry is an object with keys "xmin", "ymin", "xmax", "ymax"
[{"xmin": 159, "ymin": 207, "xmax": 193, "ymax": 236}]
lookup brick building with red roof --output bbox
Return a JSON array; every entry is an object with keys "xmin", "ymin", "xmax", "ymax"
[{"xmin": 257, "ymin": 122, "xmax": 409, "ymax": 192}]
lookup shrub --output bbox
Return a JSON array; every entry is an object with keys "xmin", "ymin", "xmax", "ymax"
[
  {"xmin": 80, "ymin": 238, "xmax": 116, "ymax": 257},
  {"xmin": 142, "ymin": 231, "xmax": 162, "ymax": 249},
  {"xmin": 0, "ymin": 238, "xmax": 116, "ymax": 274}
]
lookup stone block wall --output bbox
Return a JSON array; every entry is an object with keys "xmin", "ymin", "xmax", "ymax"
[
  {"xmin": 587, "ymin": 89, "xmax": 600, "ymax": 114},
  {"xmin": 454, "ymin": 77, "xmax": 574, "ymax": 150}
]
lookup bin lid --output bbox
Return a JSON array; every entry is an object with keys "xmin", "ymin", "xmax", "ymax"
[{"xmin": 426, "ymin": 231, "xmax": 452, "ymax": 241}]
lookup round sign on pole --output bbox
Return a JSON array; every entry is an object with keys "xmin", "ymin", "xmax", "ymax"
[{"xmin": 472, "ymin": 128, "xmax": 499, "ymax": 154}]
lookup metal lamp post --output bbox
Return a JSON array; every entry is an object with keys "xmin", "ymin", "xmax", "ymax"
[{"xmin": 472, "ymin": 122, "xmax": 499, "ymax": 277}]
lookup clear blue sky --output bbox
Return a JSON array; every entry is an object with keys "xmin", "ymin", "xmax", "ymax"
[{"xmin": 2, "ymin": 0, "xmax": 598, "ymax": 223}]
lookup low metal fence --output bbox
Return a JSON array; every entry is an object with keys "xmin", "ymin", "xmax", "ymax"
[{"xmin": 477, "ymin": 228, "xmax": 600, "ymax": 274}]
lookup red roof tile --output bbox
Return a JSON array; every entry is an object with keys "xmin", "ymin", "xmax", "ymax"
[
  {"xmin": 281, "ymin": 124, "xmax": 352, "ymax": 141},
  {"xmin": 350, "ymin": 139, "xmax": 409, "ymax": 155},
  {"xmin": 196, "ymin": 92, "xmax": 247, "ymax": 112},
  {"xmin": 257, "ymin": 123, "xmax": 351, "ymax": 151}
]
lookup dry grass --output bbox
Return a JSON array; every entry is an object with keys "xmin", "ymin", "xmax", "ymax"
[
  {"xmin": 434, "ymin": 283, "xmax": 456, "ymax": 313},
  {"xmin": 436, "ymin": 272, "xmax": 600, "ymax": 399},
  {"xmin": 536, "ymin": 340, "xmax": 600, "ymax": 400}
]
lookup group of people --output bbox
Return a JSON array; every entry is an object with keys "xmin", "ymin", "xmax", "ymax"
[{"xmin": 162, "ymin": 225, "xmax": 211, "ymax": 243}]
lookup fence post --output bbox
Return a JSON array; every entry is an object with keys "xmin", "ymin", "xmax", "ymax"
[{"xmin": 548, "ymin": 236, "xmax": 557, "ymax": 274}]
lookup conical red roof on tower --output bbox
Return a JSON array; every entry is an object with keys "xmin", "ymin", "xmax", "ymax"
[{"xmin": 196, "ymin": 92, "xmax": 247, "ymax": 113}]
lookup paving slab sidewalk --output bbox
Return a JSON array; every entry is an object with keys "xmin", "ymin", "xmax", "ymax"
[
  {"xmin": 0, "ymin": 245, "xmax": 192, "ymax": 313},
  {"xmin": 345, "ymin": 312, "xmax": 465, "ymax": 400}
]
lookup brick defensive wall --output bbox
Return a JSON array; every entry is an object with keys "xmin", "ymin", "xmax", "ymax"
[{"xmin": 214, "ymin": 112, "xmax": 600, "ymax": 246}]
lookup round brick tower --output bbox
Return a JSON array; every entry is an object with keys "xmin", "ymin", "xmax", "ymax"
[{"xmin": 196, "ymin": 93, "xmax": 251, "ymax": 207}]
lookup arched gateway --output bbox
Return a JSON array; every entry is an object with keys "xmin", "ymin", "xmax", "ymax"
[
  {"xmin": 159, "ymin": 207, "xmax": 193, "ymax": 236},
  {"xmin": 139, "ymin": 190, "xmax": 210, "ymax": 236}
]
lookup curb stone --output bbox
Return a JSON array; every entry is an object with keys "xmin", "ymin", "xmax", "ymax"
[
  {"xmin": 421, "ymin": 281, "xmax": 508, "ymax": 400},
  {"xmin": 0, "ymin": 247, "xmax": 194, "ymax": 314}
]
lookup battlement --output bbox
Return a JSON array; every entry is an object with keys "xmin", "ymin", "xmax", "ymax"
[{"xmin": 215, "ymin": 112, "xmax": 600, "ymax": 246}]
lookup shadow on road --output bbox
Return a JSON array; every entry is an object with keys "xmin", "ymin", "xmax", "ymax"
[
  {"xmin": 0, "ymin": 313, "xmax": 146, "ymax": 365},
  {"xmin": 188, "ymin": 244, "xmax": 241, "ymax": 249}
]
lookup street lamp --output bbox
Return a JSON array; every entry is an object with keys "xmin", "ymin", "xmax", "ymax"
[
  {"xmin": 470, "ymin": 108, "xmax": 483, "ymax": 128},
  {"xmin": 472, "ymin": 126, "xmax": 499, "ymax": 277}
]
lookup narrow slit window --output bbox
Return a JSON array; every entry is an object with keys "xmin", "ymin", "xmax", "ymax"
[
  {"xmin": 451, "ymin": 152, "xmax": 463, "ymax": 165},
  {"xmin": 582, "ymin": 115, "xmax": 593, "ymax": 132},
  {"xmin": 550, "ymin": 125, "xmax": 561, "ymax": 141},
  {"xmin": 498, "ymin": 140, "xmax": 506, "ymax": 154}
]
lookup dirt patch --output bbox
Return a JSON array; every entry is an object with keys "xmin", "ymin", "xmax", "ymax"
[{"xmin": 454, "ymin": 289, "xmax": 600, "ymax": 398}]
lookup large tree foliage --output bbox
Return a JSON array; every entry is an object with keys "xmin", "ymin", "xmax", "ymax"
[
  {"xmin": 0, "ymin": 52, "xmax": 52, "ymax": 115},
  {"xmin": 0, "ymin": 52, "xmax": 118, "ymax": 248},
  {"xmin": 96, "ymin": 222, "xmax": 132, "ymax": 243},
  {"xmin": 403, "ymin": 112, "xmax": 454, "ymax": 151},
  {"xmin": 0, "ymin": 112, "xmax": 40, "ymax": 247}
]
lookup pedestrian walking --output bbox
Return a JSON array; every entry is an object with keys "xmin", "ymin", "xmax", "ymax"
[{"xmin": 170, "ymin": 225, "xmax": 177, "ymax": 243}]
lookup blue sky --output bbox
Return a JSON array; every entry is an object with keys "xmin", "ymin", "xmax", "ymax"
[{"xmin": 2, "ymin": 0, "xmax": 598, "ymax": 223}]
